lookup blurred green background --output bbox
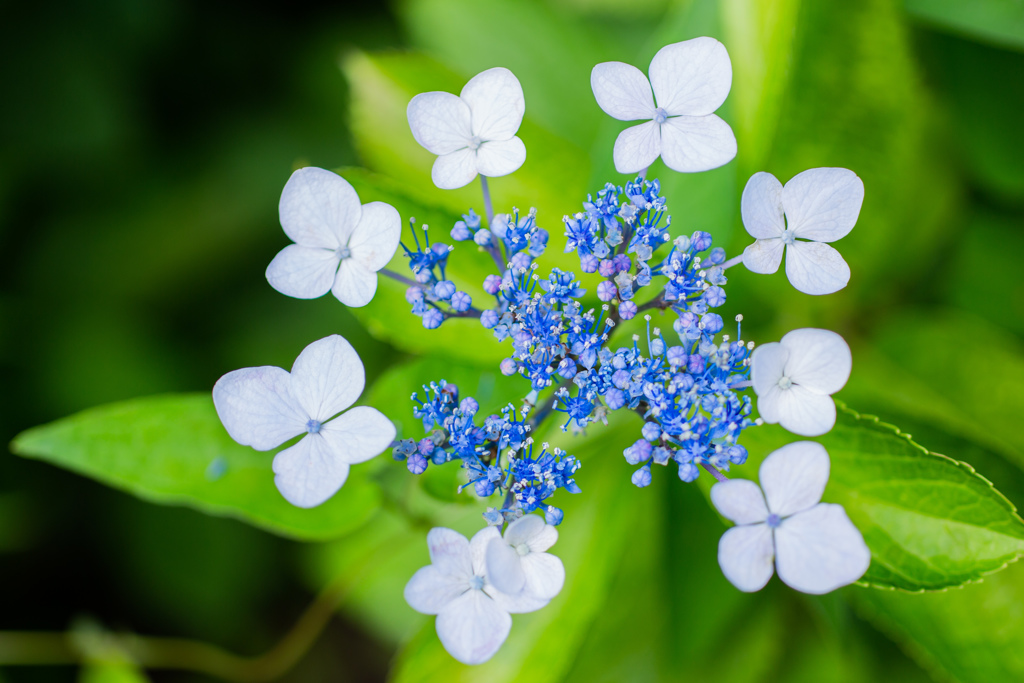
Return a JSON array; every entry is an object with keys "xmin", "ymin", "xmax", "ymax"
[{"xmin": 2, "ymin": 0, "xmax": 1024, "ymax": 681}]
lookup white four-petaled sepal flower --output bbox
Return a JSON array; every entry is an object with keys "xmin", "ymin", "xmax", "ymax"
[
  {"xmin": 212, "ymin": 335, "xmax": 395, "ymax": 508},
  {"xmin": 740, "ymin": 168, "xmax": 864, "ymax": 295},
  {"xmin": 485, "ymin": 514, "xmax": 565, "ymax": 603},
  {"xmin": 751, "ymin": 328, "xmax": 852, "ymax": 437},
  {"xmin": 405, "ymin": 526, "xmax": 547, "ymax": 665},
  {"xmin": 407, "ymin": 67, "xmax": 527, "ymax": 190},
  {"xmin": 266, "ymin": 167, "xmax": 401, "ymax": 307},
  {"xmin": 711, "ymin": 442, "xmax": 870, "ymax": 594},
  {"xmin": 590, "ymin": 37, "xmax": 737, "ymax": 174}
]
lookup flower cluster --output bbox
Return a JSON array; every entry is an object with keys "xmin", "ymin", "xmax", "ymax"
[{"xmin": 212, "ymin": 34, "xmax": 872, "ymax": 668}]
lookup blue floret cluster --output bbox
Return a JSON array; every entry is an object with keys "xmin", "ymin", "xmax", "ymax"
[
  {"xmin": 391, "ymin": 380, "xmax": 580, "ymax": 525},
  {"xmin": 394, "ymin": 177, "xmax": 758, "ymax": 523}
]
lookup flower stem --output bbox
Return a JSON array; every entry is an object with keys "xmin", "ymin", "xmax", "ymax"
[
  {"xmin": 480, "ymin": 176, "xmax": 494, "ymax": 226},
  {"xmin": 721, "ymin": 254, "xmax": 744, "ymax": 271},
  {"xmin": 700, "ymin": 461, "xmax": 729, "ymax": 483},
  {"xmin": 379, "ymin": 268, "xmax": 419, "ymax": 288}
]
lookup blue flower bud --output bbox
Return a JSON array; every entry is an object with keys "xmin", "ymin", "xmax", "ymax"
[
  {"xmin": 727, "ymin": 444, "xmax": 748, "ymax": 465},
  {"xmin": 407, "ymin": 452, "xmax": 427, "ymax": 474},
  {"xmin": 625, "ymin": 438, "xmax": 652, "ymax": 465},
  {"xmin": 580, "ymin": 254, "xmax": 599, "ymax": 273},
  {"xmin": 451, "ymin": 221, "xmax": 472, "ymax": 241},
  {"xmin": 678, "ymin": 462, "xmax": 699, "ymax": 482},
  {"xmin": 704, "ymin": 286, "xmax": 726, "ymax": 308},
  {"xmin": 641, "ymin": 422, "xmax": 661, "ymax": 441},
  {"xmin": 631, "ymin": 464, "xmax": 653, "ymax": 487},
  {"xmin": 619, "ymin": 300, "xmax": 638, "ymax": 320},
  {"xmin": 545, "ymin": 505, "xmax": 564, "ymax": 526},
  {"xmin": 430, "ymin": 448, "xmax": 448, "ymax": 465},
  {"xmin": 474, "ymin": 478, "xmax": 496, "ymax": 497},
  {"xmin": 474, "ymin": 229, "xmax": 493, "ymax": 246},
  {"xmin": 450, "ymin": 291, "xmax": 472, "ymax": 312},
  {"xmin": 708, "ymin": 247, "xmax": 726, "ymax": 264},
  {"xmin": 434, "ymin": 280, "xmax": 456, "ymax": 300},
  {"xmin": 459, "ymin": 397, "xmax": 479, "ymax": 415},
  {"xmin": 652, "ymin": 446, "xmax": 672, "ymax": 466},
  {"xmin": 691, "ymin": 231, "xmax": 713, "ymax": 251},
  {"xmin": 500, "ymin": 358, "xmax": 517, "ymax": 376},
  {"xmin": 701, "ymin": 312, "xmax": 724, "ymax": 334},
  {"xmin": 605, "ymin": 388, "xmax": 627, "ymax": 410},
  {"xmin": 422, "ymin": 309, "xmax": 443, "ymax": 329},
  {"xmin": 405, "ymin": 287, "xmax": 424, "ymax": 304},
  {"xmin": 666, "ymin": 346, "xmax": 687, "ymax": 366}
]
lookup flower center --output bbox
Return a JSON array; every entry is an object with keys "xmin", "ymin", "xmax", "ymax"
[
  {"xmin": 515, "ymin": 543, "xmax": 530, "ymax": 557},
  {"xmin": 781, "ymin": 230, "xmax": 797, "ymax": 246},
  {"xmin": 335, "ymin": 245, "xmax": 351, "ymax": 260},
  {"xmin": 777, "ymin": 375, "xmax": 793, "ymax": 390},
  {"xmin": 305, "ymin": 419, "xmax": 322, "ymax": 434},
  {"xmin": 653, "ymin": 107, "xmax": 668, "ymax": 124},
  {"xmin": 468, "ymin": 135, "xmax": 483, "ymax": 151},
  {"xmin": 766, "ymin": 513, "xmax": 782, "ymax": 529},
  {"xmin": 469, "ymin": 575, "xmax": 485, "ymax": 590}
]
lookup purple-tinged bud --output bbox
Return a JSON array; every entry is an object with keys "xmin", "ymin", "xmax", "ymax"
[
  {"xmin": 704, "ymin": 286, "xmax": 726, "ymax": 308},
  {"xmin": 613, "ymin": 254, "xmax": 632, "ymax": 272},
  {"xmin": 451, "ymin": 221, "xmax": 472, "ymax": 241},
  {"xmin": 500, "ymin": 358, "xmax": 518, "ymax": 376},
  {"xmin": 612, "ymin": 369, "xmax": 631, "ymax": 390},
  {"xmin": 545, "ymin": 506, "xmax": 564, "ymax": 526},
  {"xmin": 557, "ymin": 357, "xmax": 577, "ymax": 379},
  {"xmin": 605, "ymin": 389, "xmax": 627, "ymax": 410},
  {"xmin": 431, "ymin": 243, "xmax": 450, "ymax": 258},
  {"xmin": 708, "ymin": 247, "xmax": 726, "ymax": 264},
  {"xmin": 405, "ymin": 287, "xmax": 424, "ymax": 304},
  {"xmin": 625, "ymin": 439, "xmax": 652, "ymax": 465},
  {"xmin": 510, "ymin": 252, "xmax": 532, "ymax": 270},
  {"xmin": 727, "ymin": 444, "xmax": 748, "ymax": 465},
  {"xmin": 701, "ymin": 312, "xmax": 724, "ymax": 334},
  {"xmin": 459, "ymin": 397, "xmax": 479, "ymax": 415},
  {"xmin": 580, "ymin": 253, "xmax": 599, "ymax": 273},
  {"xmin": 417, "ymin": 438, "xmax": 434, "ymax": 456},
  {"xmin": 618, "ymin": 300, "xmax": 638, "ymax": 320},
  {"xmin": 474, "ymin": 229, "xmax": 493, "ymax": 246},
  {"xmin": 691, "ymin": 231, "xmax": 713, "ymax": 251},
  {"xmin": 483, "ymin": 274, "xmax": 502, "ymax": 295},
  {"xmin": 687, "ymin": 354, "xmax": 706, "ymax": 374},
  {"xmin": 597, "ymin": 281, "xmax": 617, "ymax": 302},
  {"xmin": 598, "ymin": 259, "xmax": 617, "ymax": 277},
  {"xmin": 667, "ymin": 346, "xmax": 687, "ymax": 366},
  {"xmin": 407, "ymin": 452, "xmax": 428, "ymax": 474},
  {"xmin": 652, "ymin": 447, "xmax": 672, "ymax": 466}
]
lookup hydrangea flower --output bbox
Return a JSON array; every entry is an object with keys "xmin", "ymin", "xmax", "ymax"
[
  {"xmin": 212, "ymin": 335, "xmax": 395, "ymax": 508},
  {"xmin": 404, "ymin": 526, "xmax": 547, "ymax": 665},
  {"xmin": 710, "ymin": 441, "xmax": 870, "ymax": 594},
  {"xmin": 590, "ymin": 37, "xmax": 737, "ymax": 174},
  {"xmin": 485, "ymin": 514, "xmax": 565, "ymax": 603},
  {"xmin": 751, "ymin": 328, "xmax": 851, "ymax": 437},
  {"xmin": 740, "ymin": 168, "xmax": 864, "ymax": 295},
  {"xmin": 408, "ymin": 67, "xmax": 526, "ymax": 190},
  {"xmin": 266, "ymin": 167, "xmax": 401, "ymax": 306}
]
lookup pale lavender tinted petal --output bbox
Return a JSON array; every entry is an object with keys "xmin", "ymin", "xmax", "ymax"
[
  {"xmin": 266, "ymin": 245, "xmax": 339, "ymax": 300},
  {"xmin": 783, "ymin": 167, "xmax": 864, "ymax": 242},
  {"xmin": 213, "ymin": 366, "xmax": 305, "ymax": 450},
  {"xmin": 461, "ymin": 67, "xmax": 525, "ymax": 141},
  {"xmin": 774, "ymin": 385, "xmax": 837, "ymax": 437},
  {"xmin": 432, "ymin": 148, "xmax": 480, "ymax": 190},
  {"xmin": 649, "ymin": 37, "xmax": 732, "ymax": 116},
  {"xmin": 741, "ymin": 172, "xmax": 786, "ymax": 239},
  {"xmin": 332, "ymin": 259, "xmax": 377, "ymax": 307},
  {"xmin": 404, "ymin": 565, "xmax": 468, "ymax": 615},
  {"xmin": 775, "ymin": 503, "xmax": 871, "ymax": 594},
  {"xmin": 591, "ymin": 61, "xmax": 656, "ymax": 121},
  {"xmin": 271, "ymin": 434, "xmax": 350, "ymax": 508},
  {"xmin": 470, "ymin": 526, "xmax": 502, "ymax": 576},
  {"xmin": 612, "ymin": 121, "xmax": 662, "ymax": 174},
  {"xmin": 785, "ymin": 240, "xmax": 850, "ymax": 295},
  {"xmin": 348, "ymin": 202, "xmax": 401, "ymax": 271},
  {"xmin": 503, "ymin": 514, "xmax": 546, "ymax": 547},
  {"xmin": 485, "ymin": 584, "xmax": 549, "ymax": 614},
  {"xmin": 279, "ymin": 167, "xmax": 360, "ymax": 248},
  {"xmin": 436, "ymin": 590, "xmax": 511, "ymax": 665},
  {"xmin": 750, "ymin": 342, "xmax": 789, "ymax": 396},
  {"xmin": 718, "ymin": 524, "xmax": 775, "ymax": 592},
  {"xmin": 741, "ymin": 239, "xmax": 785, "ymax": 275},
  {"xmin": 320, "ymin": 406, "xmax": 395, "ymax": 465},
  {"xmin": 660, "ymin": 114, "xmax": 737, "ymax": 173},
  {"xmin": 759, "ymin": 441, "xmax": 830, "ymax": 517},
  {"xmin": 756, "ymin": 384, "xmax": 783, "ymax": 424},
  {"xmin": 407, "ymin": 91, "xmax": 472, "ymax": 155},
  {"xmin": 288, "ymin": 335, "xmax": 364, "ymax": 421},
  {"xmin": 427, "ymin": 527, "xmax": 473, "ymax": 579},
  {"xmin": 781, "ymin": 328, "xmax": 852, "ymax": 395},
  {"xmin": 476, "ymin": 137, "xmax": 526, "ymax": 178},
  {"xmin": 710, "ymin": 479, "xmax": 769, "ymax": 525},
  {"xmin": 485, "ymin": 537, "xmax": 526, "ymax": 596},
  {"xmin": 521, "ymin": 552, "xmax": 565, "ymax": 601}
]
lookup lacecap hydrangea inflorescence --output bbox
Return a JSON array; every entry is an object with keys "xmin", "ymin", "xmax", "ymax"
[{"xmin": 214, "ymin": 36, "xmax": 871, "ymax": 667}]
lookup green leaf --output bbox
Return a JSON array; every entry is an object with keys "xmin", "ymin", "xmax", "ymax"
[
  {"xmin": 905, "ymin": 0, "xmax": 1024, "ymax": 51},
  {"xmin": 10, "ymin": 394, "xmax": 381, "ymax": 541},
  {"xmin": 386, "ymin": 419, "xmax": 644, "ymax": 682},
  {"xmin": 732, "ymin": 406, "xmax": 1024, "ymax": 591},
  {"xmin": 852, "ymin": 558, "xmax": 1024, "ymax": 683},
  {"xmin": 79, "ymin": 662, "xmax": 150, "ymax": 683}
]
